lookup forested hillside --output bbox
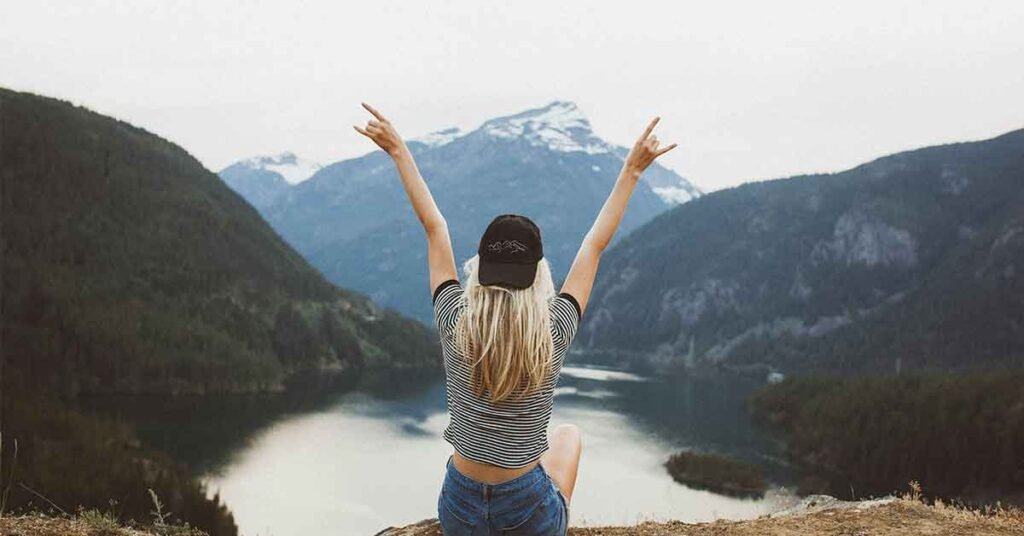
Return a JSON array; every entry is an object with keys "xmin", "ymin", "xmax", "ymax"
[
  {"xmin": 0, "ymin": 88, "xmax": 437, "ymax": 534},
  {"xmin": 578, "ymin": 129, "xmax": 1024, "ymax": 373},
  {"xmin": 1, "ymin": 87, "xmax": 437, "ymax": 397},
  {"xmin": 750, "ymin": 372, "xmax": 1024, "ymax": 504}
]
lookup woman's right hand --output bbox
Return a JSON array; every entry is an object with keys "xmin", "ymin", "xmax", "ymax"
[
  {"xmin": 354, "ymin": 102, "xmax": 406, "ymax": 158},
  {"xmin": 622, "ymin": 116, "xmax": 677, "ymax": 179}
]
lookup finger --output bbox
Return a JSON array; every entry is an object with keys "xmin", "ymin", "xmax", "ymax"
[
  {"xmin": 640, "ymin": 116, "xmax": 660, "ymax": 141},
  {"xmin": 366, "ymin": 124, "xmax": 383, "ymax": 134},
  {"xmin": 353, "ymin": 125, "xmax": 371, "ymax": 137},
  {"xmin": 362, "ymin": 102, "xmax": 386, "ymax": 122},
  {"xmin": 655, "ymin": 143, "xmax": 678, "ymax": 157},
  {"xmin": 368, "ymin": 119, "xmax": 382, "ymax": 128}
]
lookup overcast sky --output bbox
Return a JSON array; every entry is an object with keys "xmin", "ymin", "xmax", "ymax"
[{"xmin": 3, "ymin": 0, "xmax": 1022, "ymax": 191}]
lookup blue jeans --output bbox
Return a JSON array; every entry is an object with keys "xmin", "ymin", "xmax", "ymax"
[{"xmin": 438, "ymin": 455, "xmax": 568, "ymax": 535}]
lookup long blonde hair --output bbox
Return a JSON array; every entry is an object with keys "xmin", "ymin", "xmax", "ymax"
[{"xmin": 454, "ymin": 254, "xmax": 556, "ymax": 404}]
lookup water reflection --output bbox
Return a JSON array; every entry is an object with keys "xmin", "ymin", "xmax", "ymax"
[{"xmin": 82, "ymin": 364, "xmax": 799, "ymax": 536}]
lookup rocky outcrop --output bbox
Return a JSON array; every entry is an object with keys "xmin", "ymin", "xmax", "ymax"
[
  {"xmin": 373, "ymin": 496, "xmax": 1024, "ymax": 536},
  {"xmin": 4, "ymin": 496, "xmax": 1020, "ymax": 536}
]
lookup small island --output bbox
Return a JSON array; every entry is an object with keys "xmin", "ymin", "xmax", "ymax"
[{"xmin": 664, "ymin": 451, "xmax": 768, "ymax": 498}]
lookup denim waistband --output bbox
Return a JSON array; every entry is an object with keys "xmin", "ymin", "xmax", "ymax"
[{"xmin": 445, "ymin": 454, "xmax": 546, "ymax": 495}]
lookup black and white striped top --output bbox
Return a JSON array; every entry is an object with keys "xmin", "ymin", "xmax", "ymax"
[{"xmin": 433, "ymin": 279, "xmax": 582, "ymax": 469}]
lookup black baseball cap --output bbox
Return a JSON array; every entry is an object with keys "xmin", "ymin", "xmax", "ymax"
[{"xmin": 477, "ymin": 214, "xmax": 543, "ymax": 289}]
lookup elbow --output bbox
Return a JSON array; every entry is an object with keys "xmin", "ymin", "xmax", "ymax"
[
  {"xmin": 423, "ymin": 217, "xmax": 449, "ymax": 236},
  {"xmin": 582, "ymin": 234, "xmax": 608, "ymax": 256}
]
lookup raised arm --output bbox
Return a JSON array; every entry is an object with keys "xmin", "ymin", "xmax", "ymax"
[
  {"xmin": 354, "ymin": 102, "xmax": 458, "ymax": 294},
  {"xmin": 560, "ymin": 116, "xmax": 677, "ymax": 315}
]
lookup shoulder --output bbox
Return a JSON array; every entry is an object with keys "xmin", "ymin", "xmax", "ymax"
[
  {"xmin": 550, "ymin": 292, "xmax": 583, "ymax": 323},
  {"xmin": 433, "ymin": 279, "xmax": 464, "ymax": 335},
  {"xmin": 433, "ymin": 278, "xmax": 462, "ymax": 305},
  {"xmin": 549, "ymin": 292, "xmax": 582, "ymax": 348}
]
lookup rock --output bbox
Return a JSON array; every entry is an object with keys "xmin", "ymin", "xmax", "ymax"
[
  {"xmin": 374, "ymin": 518, "xmax": 442, "ymax": 536},
  {"xmin": 769, "ymin": 494, "xmax": 897, "ymax": 518},
  {"xmin": 373, "ymin": 496, "xmax": 1024, "ymax": 536}
]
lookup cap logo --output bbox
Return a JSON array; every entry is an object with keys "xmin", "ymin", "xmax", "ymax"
[{"xmin": 486, "ymin": 239, "xmax": 528, "ymax": 254}]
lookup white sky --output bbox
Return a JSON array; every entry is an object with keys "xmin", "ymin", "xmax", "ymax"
[{"xmin": 2, "ymin": 0, "xmax": 1022, "ymax": 192}]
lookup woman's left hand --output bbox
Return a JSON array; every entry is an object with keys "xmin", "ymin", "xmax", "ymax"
[
  {"xmin": 354, "ymin": 102, "xmax": 406, "ymax": 157},
  {"xmin": 622, "ymin": 116, "xmax": 677, "ymax": 179}
]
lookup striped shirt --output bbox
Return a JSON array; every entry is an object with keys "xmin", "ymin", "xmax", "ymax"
[{"xmin": 432, "ymin": 279, "xmax": 582, "ymax": 469}]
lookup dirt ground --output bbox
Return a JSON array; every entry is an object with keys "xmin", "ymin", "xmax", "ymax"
[
  {"xmin": 3, "ymin": 497, "xmax": 1023, "ymax": 536},
  {"xmin": 0, "ymin": 515, "xmax": 156, "ymax": 536},
  {"xmin": 375, "ymin": 497, "xmax": 1024, "ymax": 536}
]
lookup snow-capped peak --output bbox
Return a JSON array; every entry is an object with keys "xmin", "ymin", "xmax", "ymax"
[
  {"xmin": 240, "ymin": 152, "xmax": 321, "ymax": 184},
  {"xmin": 413, "ymin": 127, "xmax": 465, "ymax": 147},
  {"xmin": 652, "ymin": 185, "xmax": 699, "ymax": 204},
  {"xmin": 480, "ymin": 101, "xmax": 610, "ymax": 155}
]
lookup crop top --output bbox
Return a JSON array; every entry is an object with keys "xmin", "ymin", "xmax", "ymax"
[{"xmin": 432, "ymin": 279, "xmax": 582, "ymax": 469}]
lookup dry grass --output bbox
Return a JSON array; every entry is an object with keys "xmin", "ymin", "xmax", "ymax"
[
  {"xmin": 0, "ymin": 513, "xmax": 157, "ymax": 536},
  {"xmin": 4, "ymin": 492, "xmax": 1022, "ymax": 536},
  {"xmin": 563, "ymin": 499, "xmax": 1024, "ymax": 536},
  {"xmin": 376, "ymin": 494, "xmax": 1024, "ymax": 536},
  {"xmin": 0, "ymin": 510, "xmax": 207, "ymax": 536}
]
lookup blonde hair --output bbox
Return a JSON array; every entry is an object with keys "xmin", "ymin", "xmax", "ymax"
[{"xmin": 454, "ymin": 254, "xmax": 556, "ymax": 404}]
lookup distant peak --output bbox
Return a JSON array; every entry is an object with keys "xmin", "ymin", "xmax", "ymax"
[
  {"xmin": 480, "ymin": 100, "xmax": 609, "ymax": 154},
  {"xmin": 486, "ymin": 100, "xmax": 587, "ymax": 127},
  {"xmin": 526, "ymin": 100, "xmax": 581, "ymax": 115},
  {"xmin": 409, "ymin": 101, "xmax": 601, "ymax": 152},
  {"xmin": 239, "ymin": 152, "xmax": 321, "ymax": 184},
  {"xmin": 275, "ymin": 151, "xmax": 298, "ymax": 162},
  {"xmin": 242, "ymin": 152, "xmax": 296, "ymax": 166},
  {"xmin": 412, "ymin": 126, "xmax": 465, "ymax": 147}
]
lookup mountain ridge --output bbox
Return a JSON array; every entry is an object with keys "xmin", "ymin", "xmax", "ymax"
[{"xmin": 577, "ymin": 127, "xmax": 1024, "ymax": 373}]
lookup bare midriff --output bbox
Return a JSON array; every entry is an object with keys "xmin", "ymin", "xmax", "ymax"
[{"xmin": 452, "ymin": 451, "xmax": 540, "ymax": 485}]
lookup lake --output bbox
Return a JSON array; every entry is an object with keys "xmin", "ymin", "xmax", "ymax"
[{"xmin": 83, "ymin": 362, "xmax": 800, "ymax": 536}]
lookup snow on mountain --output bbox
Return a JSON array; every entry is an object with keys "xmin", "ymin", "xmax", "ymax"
[
  {"xmin": 488, "ymin": 101, "xmax": 702, "ymax": 204},
  {"xmin": 480, "ymin": 101, "xmax": 611, "ymax": 154},
  {"xmin": 652, "ymin": 185, "xmax": 698, "ymax": 204},
  {"xmin": 411, "ymin": 101, "xmax": 612, "ymax": 155},
  {"xmin": 409, "ymin": 102, "xmax": 702, "ymax": 206},
  {"xmin": 413, "ymin": 127, "xmax": 465, "ymax": 147},
  {"xmin": 239, "ymin": 152, "xmax": 321, "ymax": 184},
  {"xmin": 223, "ymin": 101, "xmax": 700, "ymax": 216}
]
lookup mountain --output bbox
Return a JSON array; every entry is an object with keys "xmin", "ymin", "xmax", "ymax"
[
  {"xmin": 225, "ymin": 100, "xmax": 701, "ymax": 322},
  {"xmin": 219, "ymin": 152, "xmax": 321, "ymax": 211},
  {"xmin": 577, "ymin": 128, "xmax": 1024, "ymax": 374},
  {"xmin": 0, "ymin": 88, "xmax": 436, "ymax": 397}
]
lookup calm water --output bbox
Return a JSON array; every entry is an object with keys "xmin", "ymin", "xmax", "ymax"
[{"xmin": 83, "ymin": 363, "xmax": 800, "ymax": 536}]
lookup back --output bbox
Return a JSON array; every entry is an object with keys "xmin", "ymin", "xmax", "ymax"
[{"xmin": 433, "ymin": 279, "xmax": 582, "ymax": 469}]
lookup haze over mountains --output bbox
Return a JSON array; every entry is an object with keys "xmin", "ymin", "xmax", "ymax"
[
  {"xmin": 578, "ymin": 128, "xmax": 1024, "ymax": 374},
  {"xmin": 221, "ymin": 101, "xmax": 702, "ymax": 322}
]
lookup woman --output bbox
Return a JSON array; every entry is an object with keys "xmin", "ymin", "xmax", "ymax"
[{"xmin": 355, "ymin": 102, "xmax": 675, "ymax": 535}]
